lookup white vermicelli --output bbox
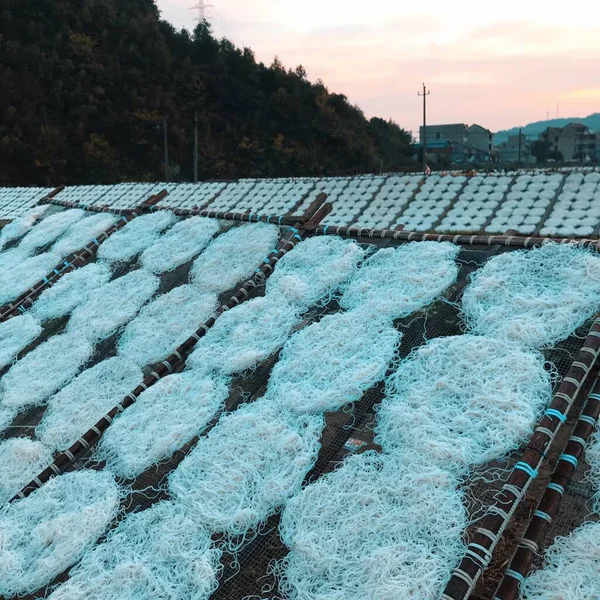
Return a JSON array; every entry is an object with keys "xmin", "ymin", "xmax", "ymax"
[
  {"xmin": 266, "ymin": 236, "xmax": 365, "ymax": 310},
  {"xmin": 266, "ymin": 309, "xmax": 400, "ymax": 414},
  {"xmin": 0, "ymin": 470, "xmax": 120, "ymax": 597},
  {"xmin": 139, "ymin": 216, "xmax": 220, "ymax": 274},
  {"xmin": 36, "ymin": 356, "xmax": 143, "ymax": 452},
  {"xmin": 278, "ymin": 451, "xmax": 467, "ymax": 600},
  {"xmin": 18, "ymin": 209, "xmax": 87, "ymax": 252},
  {"xmin": 520, "ymin": 522, "xmax": 600, "ymax": 600},
  {"xmin": 190, "ymin": 222, "xmax": 279, "ymax": 294},
  {"xmin": 117, "ymin": 284, "xmax": 218, "ymax": 367},
  {"xmin": 462, "ymin": 243, "xmax": 600, "ymax": 348},
  {"xmin": 340, "ymin": 241, "xmax": 460, "ymax": 319},
  {"xmin": 47, "ymin": 501, "xmax": 222, "ymax": 600},
  {"xmin": 97, "ymin": 371, "xmax": 230, "ymax": 479},
  {"xmin": 169, "ymin": 398, "xmax": 324, "ymax": 535},
  {"xmin": 375, "ymin": 335, "xmax": 552, "ymax": 473},
  {"xmin": 0, "ymin": 438, "xmax": 53, "ymax": 505},
  {"xmin": 186, "ymin": 295, "xmax": 301, "ymax": 375},
  {"xmin": 0, "ymin": 331, "xmax": 94, "ymax": 411},
  {"xmin": 0, "ymin": 314, "xmax": 42, "ymax": 370},
  {"xmin": 30, "ymin": 262, "xmax": 112, "ymax": 322},
  {"xmin": 68, "ymin": 269, "xmax": 160, "ymax": 342},
  {"xmin": 97, "ymin": 211, "xmax": 177, "ymax": 263}
]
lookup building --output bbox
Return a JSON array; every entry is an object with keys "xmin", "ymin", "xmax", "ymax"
[
  {"xmin": 541, "ymin": 123, "xmax": 600, "ymax": 161},
  {"xmin": 495, "ymin": 133, "xmax": 536, "ymax": 164},
  {"xmin": 418, "ymin": 123, "xmax": 494, "ymax": 163}
]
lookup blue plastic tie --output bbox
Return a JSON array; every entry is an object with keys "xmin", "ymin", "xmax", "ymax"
[
  {"xmin": 514, "ymin": 462, "xmax": 538, "ymax": 479},
  {"xmin": 506, "ymin": 569, "xmax": 525, "ymax": 583},
  {"xmin": 559, "ymin": 453, "xmax": 579, "ymax": 467},
  {"xmin": 534, "ymin": 510, "xmax": 552, "ymax": 523},
  {"xmin": 323, "ymin": 225, "xmax": 330, "ymax": 234},
  {"xmin": 545, "ymin": 408, "xmax": 567, "ymax": 423},
  {"xmin": 547, "ymin": 483, "xmax": 564, "ymax": 495}
]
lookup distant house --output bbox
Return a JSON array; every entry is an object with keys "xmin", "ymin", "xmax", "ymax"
[
  {"xmin": 541, "ymin": 123, "xmax": 600, "ymax": 161},
  {"xmin": 417, "ymin": 123, "xmax": 493, "ymax": 163},
  {"xmin": 495, "ymin": 133, "xmax": 536, "ymax": 164},
  {"xmin": 418, "ymin": 123, "xmax": 494, "ymax": 163}
]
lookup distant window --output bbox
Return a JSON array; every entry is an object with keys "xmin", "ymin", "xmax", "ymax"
[
  {"xmin": 555, "ymin": 136, "xmax": 559, "ymax": 143},
  {"xmin": 436, "ymin": 132, "xmax": 441, "ymax": 139}
]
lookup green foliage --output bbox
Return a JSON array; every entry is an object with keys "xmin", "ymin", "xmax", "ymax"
[
  {"xmin": 531, "ymin": 139, "xmax": 563, "ymax": 163},
  {"xmin": 0, "ymin": 1, "xmax": 414, "ymax": 185}
]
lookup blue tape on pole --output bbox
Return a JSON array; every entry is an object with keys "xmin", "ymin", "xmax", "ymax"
[{"xmin": 323, "ymin": 225, "xmax": 329, "ymax": 234}]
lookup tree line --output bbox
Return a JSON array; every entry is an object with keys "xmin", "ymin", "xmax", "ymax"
[{"xmin": 0, "ymin": 0, "xmax": 415, "ymax": 186}]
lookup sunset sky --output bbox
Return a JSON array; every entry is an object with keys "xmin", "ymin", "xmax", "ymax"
[{"xmin": 157, "ymin": 0, "xmax": 600, "ymax": 136}]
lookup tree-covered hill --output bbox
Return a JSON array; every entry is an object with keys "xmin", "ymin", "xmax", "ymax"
[{"xmin": 0, "ymin": 0, "xmax": 414, "ymax": 185}]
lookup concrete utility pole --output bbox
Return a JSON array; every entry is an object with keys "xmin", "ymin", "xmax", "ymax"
[
  {"xmin": 163, "ymin": 115, "xmax": 169, "ymax": 182},
  {"xmin": 518, "ymin": 128, "xmax": 522, "ymax": 166},
  {"xmin": 193, "ymin": 110, "xmax": 199, "ymax": 184},
  {"xmin": 418, "ymin": 83, "xmax": 431, "ymax": 175}
]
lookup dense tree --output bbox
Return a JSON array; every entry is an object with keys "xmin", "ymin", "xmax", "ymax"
[{"xmin": 0, "ymin": 1, "xmax": 415, "ymax": 185}]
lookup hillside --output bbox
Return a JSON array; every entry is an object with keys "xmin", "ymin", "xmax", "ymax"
[
  {"xmin": 0, "ymin": 0, "xmax": 414, "ymax": 186},
  {"xmin": 494, "ymin": 113, "xmax": 600, "ymax": 144}
]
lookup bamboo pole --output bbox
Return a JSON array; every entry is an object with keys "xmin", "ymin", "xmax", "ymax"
[{"xmin": 313, "ymin": 224, "xmax": 600, "ymax": 251}]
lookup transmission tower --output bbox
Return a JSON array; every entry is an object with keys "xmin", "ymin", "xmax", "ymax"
[{"xmin": 191, "ymin": 0, "xmax": 213, "ymax": 21}]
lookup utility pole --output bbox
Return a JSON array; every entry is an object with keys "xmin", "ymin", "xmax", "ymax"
[
  {"xmin": 163, "ymin": 115, "xmax": 169, "ymax": 183},
  {"xmin": 418, "ymin": 83, "xmax": 431, "ymax": 175},
  {"xmin": 193, "ymin": 110, "xmax": 199, "ymax": 184},
  {"xmin": 518, "ymin": 128, "xmax": 522, "ymax": 166}
]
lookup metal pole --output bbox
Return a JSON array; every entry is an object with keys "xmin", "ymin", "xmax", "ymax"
[
  {"xmin": 163, "ymin": 115, "xmax": 169, "ymax": 182},
  {"xmin": 418, "ymin": 83, "xmax": 431, "ymax": 175},
  {"xmin": 193, "ymin": 110, "xmax": 199, "ymax": 184}
]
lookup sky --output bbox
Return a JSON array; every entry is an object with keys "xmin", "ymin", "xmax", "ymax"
[{"xmin": 157, "ymin": 0, "xmax": 600, "ymax": 136}]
